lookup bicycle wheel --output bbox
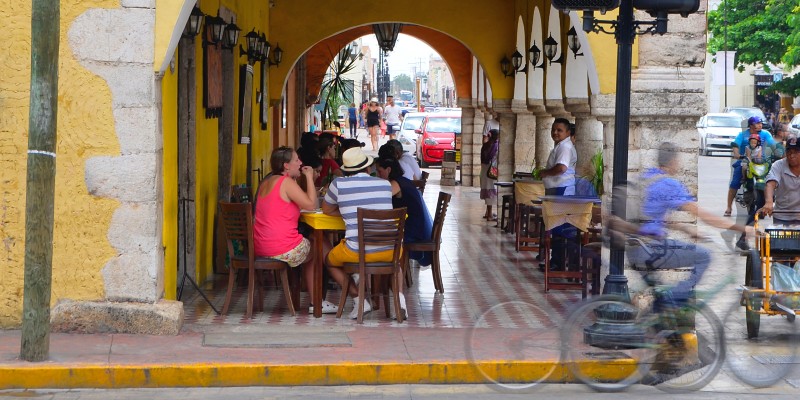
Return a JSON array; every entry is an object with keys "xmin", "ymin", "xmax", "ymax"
[
  {"xmin": 643, "ymin": 302, "xmax": 726, "ymax": 393},
  {"xmin": 464, "ymin": 301, "xmax": 560, "ymax": 392},
  {"xmin": 560, "ymin": 296, "xmax": 655, "ymax": 392},
  {"xmin": 724, "ymin": 297, "xmax": 798, "ymax": 388}
]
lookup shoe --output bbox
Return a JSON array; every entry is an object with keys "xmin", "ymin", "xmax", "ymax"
[
  {"xmin": 397, "ymin": 293, "xmax": 408, "ymax": 320},
  {"xmin": 723, "ymin": 210, "xmax": 732, "ymax": 217},
  {"xmin": 349, "ymin": 297, "xmax": 372, "ymax": 319},
  {"xmin": 352, "ymin": 273, "xmax": 360, "ymax": 286},
  {"xmin": 735, "ymin": 236, "xmax": 751, "ymax": 251},
  {"xmin": 308, "ymin": 300, "xmax": 339, "ymax": 315}
]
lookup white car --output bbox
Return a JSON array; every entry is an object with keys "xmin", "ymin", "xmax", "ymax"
[
  {"xmin": 696, "ymin": 113, "xmax": 743, "ymax": 156},
  {"xmin": 789, "ymin": 114, "xmax": 800, "ymax": 137},
  {"xmin": 397, "ymin": 112, "xmax": 427, "ymax": 155}
]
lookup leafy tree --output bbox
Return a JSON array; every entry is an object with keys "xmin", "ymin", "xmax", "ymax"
[
  {"xmin": 392, "ymin": 74, "xmax": 414, "ymax": 92},
  {"xmin": 319, "ymin": 46, "xmax": 358, "ymax": 129},
  {"xmin": 707, "ymin": 0, "xmax": 800, "ymax": 94}
]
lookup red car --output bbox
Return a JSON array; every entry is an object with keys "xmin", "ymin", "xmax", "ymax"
[{"xmin": 415, "ymin": 112, "xmax": 461, "ymax": 167}]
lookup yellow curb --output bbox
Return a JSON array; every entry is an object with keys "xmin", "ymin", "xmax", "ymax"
[{"xmin": 0, "ymin": 359, "xmax": 638, "ymax": 389}]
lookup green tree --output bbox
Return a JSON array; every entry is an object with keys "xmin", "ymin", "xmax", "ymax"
[
  {"xmin": 392, "ymin": 74, "xmax": 414, "ymax": 92},
  {"xmin": 707, "ymin": 0, "xmax": 800, "ymax": 94}
]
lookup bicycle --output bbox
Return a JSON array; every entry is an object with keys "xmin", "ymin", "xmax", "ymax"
[{"xmin": 560, "ymin": 236, "xmax": 730, "ymax": 393}]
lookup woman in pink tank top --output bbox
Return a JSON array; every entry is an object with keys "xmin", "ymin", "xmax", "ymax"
[{"xmin": 253, "ymin": 147, "xmax": 338, "ymax": 314}]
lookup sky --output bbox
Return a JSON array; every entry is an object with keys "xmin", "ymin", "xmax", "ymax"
[{"xmin": 359, "ymin": 34, "xmax": 438, "ymax": 79}]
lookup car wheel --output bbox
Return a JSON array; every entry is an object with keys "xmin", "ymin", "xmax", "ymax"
[{"xmin": 419, "ymin": 157, "xmax": 429, "ymax": 168}]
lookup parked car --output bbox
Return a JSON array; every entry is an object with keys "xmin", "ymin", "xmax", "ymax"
[
  {"xmin": 416, "ymin": 112, "xmax": 462, "ymax": 167},
  {"xmin": 397, "ymin": 112, "xmax": 427, "ymax": 155},
  {"xmin": 724, "ymin": 106, "xmax": 772, "ymax": 131},
  {"xmin": 789, "ymin": 114, "xmax": 800, "ymax": 137},
  {"xmin": 696, "ymin": 113, "xmax": 743, "ymax": 156}
]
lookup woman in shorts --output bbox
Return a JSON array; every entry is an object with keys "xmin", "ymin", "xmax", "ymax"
[{"xmin": 253, "ymin": 146, "xmax": 338, "ymax": 314}]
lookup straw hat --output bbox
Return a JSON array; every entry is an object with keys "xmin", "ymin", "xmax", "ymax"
[{"xmin": 340, "ymin": 147, "xmax": 374, "ymax": 172}]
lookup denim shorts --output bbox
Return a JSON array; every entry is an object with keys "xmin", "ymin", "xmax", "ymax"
[{"xmin": 729, "ymin": 160, "xmax": 743, "ymax": 190}]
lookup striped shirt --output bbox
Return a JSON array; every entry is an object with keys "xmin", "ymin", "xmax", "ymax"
[{"xmin": 324, "ymin": 173, "xmax": 394, "ymax": 252}]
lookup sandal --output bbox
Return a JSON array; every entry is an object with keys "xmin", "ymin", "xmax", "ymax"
[{"xmin": 723, "ymin": 210, "xmax": 732, "ymax": 217}]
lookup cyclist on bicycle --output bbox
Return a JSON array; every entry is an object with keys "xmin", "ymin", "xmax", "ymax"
[{"xmin": 623, "ymin": 143, "xmax": 754, "ymax": 304}]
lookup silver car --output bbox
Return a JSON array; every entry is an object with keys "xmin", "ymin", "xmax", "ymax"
[
  {"xmin": 397, "ymin": 112, "xmax": 427, "ymax": 155},
  {"xmin": 696, "ymin": 113, "xmax": 743, "ymax": 156}
]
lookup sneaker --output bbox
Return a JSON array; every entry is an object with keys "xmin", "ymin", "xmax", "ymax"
[
  {"xmin": 735, "ymin": 236, "xmax": 751, "ymax": 251},
  {"xmin": 308, "ymin": 300, "xmax": 339, "ymax": 315},
  {"xmin": 398, "ymin": 293, "xmax": 408, "ymax": 320},
  {"xmin": 349, "ymin": 297, "xmax": 372, "ymax": 319},
  {"xmin": 352, "ymin": 273, "xmax": 360, "ymax": 286}
]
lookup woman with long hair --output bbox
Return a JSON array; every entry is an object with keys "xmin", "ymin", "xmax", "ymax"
[
  {"xmin": 480, "ymin": 129, "xmax": 499, "ymax": 220},
  {"xmin": 253, "ymin": 146, "xmax": 338, "ymax": 314},
  {"xmin": 362, "ymin": 99, "xmax": 383, "ymax": 151}
]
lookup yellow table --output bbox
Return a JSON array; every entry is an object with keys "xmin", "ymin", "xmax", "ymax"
[{"xmin": 300, "ymin": 211, "xmax": 345, "ymax": 318}]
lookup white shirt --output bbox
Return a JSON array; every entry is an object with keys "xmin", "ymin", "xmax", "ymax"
[
  {"xmin": 543, "ymin": 139, "xmax": 577, "ymax": 194},
  {"xmin": 384, "ymin": 104, "xmax": 402, "ymax": 125},
  {"xmin": 399, "ymin": 152, "xmax": 422, "ymax": 180}
]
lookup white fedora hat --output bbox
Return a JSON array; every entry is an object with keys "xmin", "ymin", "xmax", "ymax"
[{"xmin": 340, "ymin": 147, "xmax": 374, "ymax": 172}]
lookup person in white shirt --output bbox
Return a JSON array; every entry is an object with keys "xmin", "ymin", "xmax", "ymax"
[
  {"xmin": 384, "ymin": 139, "xmax": 422, "ymax": 180},
  {"xmin": 540, "ymin": 118, "xmax": 577, "ymax": 195},
  {"xmin": 383, "ymin": 95, "xmax": 402, "ymax": 140},
  {"xmin": 539, "ymin": 118, "xmax": 578, "ymax": 271}
]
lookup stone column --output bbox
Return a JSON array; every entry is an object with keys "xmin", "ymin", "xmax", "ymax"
[
  {"xmin": 534, "ymin": 114, "xmax": 554, "ymax": 169},
  {"xmin": 493, "ymin": 99, "xmax": 516, "ymax": 182},
  {"xmin": 457, "ymin": 98, "xmax": 477, "ymax": 186},
  {"xmin": 567, "ymin": 99, "xmax": 603, "ymax": 178}
]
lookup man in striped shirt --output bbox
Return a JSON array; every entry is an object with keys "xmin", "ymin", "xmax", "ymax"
[{"xmin": 322, "ymin": 147, "xmax": 400, "ymax": 319}]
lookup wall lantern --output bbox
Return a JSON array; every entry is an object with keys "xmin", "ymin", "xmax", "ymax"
[
  {"xmin": 528, "ymin": 42, "xmax": 546, "ymax": 70},
  {"xmin": 205, "ymin": 14, "xmax": 227, "ymax": 44},
  {"xmin": 239, "ymin": 29, "xmax": 262, "ymax": 64},
  {"xmin": 501, "ymin": 50, "xmax": 526, "ymax": 77},
  {"xmin": 222, "ymin": 20, "xmax": 241, "ymax": 50},
  {"xmin": 268, "ymin": 43, "xmax": 283, "ymax": 67},
  {"xmin": 543, "ymin": 34, "xmax": 564, "ymax": 65},
  {"xmin": 566, "ymin": 27, "xmax": 584, "ymax": 58},
  {"xmin": 183, "ymin": 6, "xmax": 204, "ymax": 38}
]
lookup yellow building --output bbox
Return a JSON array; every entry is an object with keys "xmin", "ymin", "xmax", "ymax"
[{"xmin": 0, "ymin": 0, "xmax": 708, "ymax": 331}]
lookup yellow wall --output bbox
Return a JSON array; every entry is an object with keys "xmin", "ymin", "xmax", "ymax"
[
  {"xmin": 154, "ymin": 0, "xmax": 186, "ymax": 73},
  {"xmin": 0, "ymin": 0, "xmax": 119, "ymax": 327},
  {"xmin": 582, "ymin": 8, "xmax": 640, "ymax": 94},
  {"xmin": 190, "ymin": 0, "xmax": 272, "ymax": 283},
  {"xmin": 161, "ymin": 53, "xmax": 179, "ymax": 300}
]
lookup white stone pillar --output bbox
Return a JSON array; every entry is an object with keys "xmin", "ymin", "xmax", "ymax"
[
  {"xmin": 534, "ymin": 114, "xmax": 555, "ymax": 169},
  {"xmin": 457, "ymin": 99, "xmax": 477, "ymax": 186},
  {"xmin": 514, "ymin": 111, "xmax": 536, "ymax": 174},
  {"xmin": 494, "ymin": 99, "xmax": 516, "ymax": 182}
]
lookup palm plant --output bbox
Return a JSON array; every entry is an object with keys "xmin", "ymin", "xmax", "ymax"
[
  {"xmin": 319, "ymin": 44, "xmax": 359, "ymax": 129},
  {"xmin": 590, "ymin": 149, "xmax": 604, "ymax": 196}
]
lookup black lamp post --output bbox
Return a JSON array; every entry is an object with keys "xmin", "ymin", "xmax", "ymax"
[{"xmin": 552, "ymin": 0, "xmax": 701, "ymax": 346}]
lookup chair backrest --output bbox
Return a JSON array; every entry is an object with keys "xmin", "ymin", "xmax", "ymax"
[
  {"xmin": 354, "ymin": 207, "xmax": 407, "ymax": 267},
  {"xmin": 514, "ymin": 180, "xmax": 544, "ymax": 205},
  {"xmin": 431, "ymin": 191, "xmax": 452, "ymax": 243},
  {"xmin": 218, "ymin": 202, "xmax": 255, "ymax": 262},
  {"xmin": 230, "ymin": 186, "xmax": 252, "ymax": 203},
  {"xmin": 411, "ymin": 179, "xmax": 427, "ymax": 194}
]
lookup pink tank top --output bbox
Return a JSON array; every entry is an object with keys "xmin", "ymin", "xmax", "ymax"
[{"xmin": 253, "ymin": 176, "xmax": 303, "ymax": 257}]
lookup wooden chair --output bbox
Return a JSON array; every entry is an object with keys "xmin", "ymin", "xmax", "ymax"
[
  {"xmin": 543, "ymin": 204, "xmax": 602, "ymax": 298},
  {"xmin": 230, "ymin": 185, "xmax": 252, "ymax": 203},
  {"xmin": 579, "ymin": 205, "xmax": 603, "ymax": 298},
  {"xmin": 411, "ymin": 171, "xmax": 430, "ymax": 194},
  {"xmin": 336, "ymin": 207, "xmax": 407, "ymax": 323},
  {"xmin": 217, "ymin": 202, "xmax": 296, "ymax": 319},
  {"xmin": 404, "ymin": 191, "xmax": 452, "ymax": 293},
  {"xmin": 515, "ymin": 204, "xmax": 543, "ymax": 252}
]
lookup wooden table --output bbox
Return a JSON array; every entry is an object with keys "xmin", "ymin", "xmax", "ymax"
[
  {"xmin": 300, "ymin": 211, "xmax": 345, "ymax": 318},
  {"xmin": 539, "ymin": 196, "xmax": 598, "ymax": 294}
]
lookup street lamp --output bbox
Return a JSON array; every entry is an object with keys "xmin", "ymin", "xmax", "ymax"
[{"xmin": 552, "ymin": 0, "xmax": 701, "ymax": 346}]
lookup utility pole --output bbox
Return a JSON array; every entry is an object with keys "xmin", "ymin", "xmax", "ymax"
[{"xmin": 21, "ymin": 0, "xmax": 60, "ymax": 362}]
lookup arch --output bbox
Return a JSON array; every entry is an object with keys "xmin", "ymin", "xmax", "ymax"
[
  {"xmin": 301, "ymin": 26, "xmax": 473, "ymax": 107},
  {"xmin": 545, "ymin": 5, "xmax": 563, "ymax": 102},
  {"xmin": 512, "ymin": 15, "xmax": 526, "ymax": 101},
  {"xmin": 527, "ymin": 7, "xmax": 544, "ymax": 102},
  {"xmin": 267, "ymin": 0, "xmax": 515, "ymax": 103}
]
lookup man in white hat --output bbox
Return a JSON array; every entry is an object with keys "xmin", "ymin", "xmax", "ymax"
[{"xmin": 322, "ymin": 147, "xmax": 406, "ymax": 319}]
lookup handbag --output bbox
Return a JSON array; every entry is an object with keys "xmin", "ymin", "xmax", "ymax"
[{"xmin": 487, "ymin": 153, "xmax": 499, "ymax": 180}]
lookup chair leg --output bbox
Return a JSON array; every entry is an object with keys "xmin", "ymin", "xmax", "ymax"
[
  {"xmin": 392, "ymin": 271, "xmax": 403, "ymax": 323},
  {"xmin": 336, "ymin": 274, "xmax": 350, "ymax": 319},
  {"xmin": 432, "ymin": 251, "xmax": 444, "ymax": 293},
  {"xmin": 357, "ymin": 271, "xmax": 366, "ymax": 324},
  {"xmin": 280, "ymin": 268, "xmax": 296, "ymax": 316},
  {"xmin": 381, "ymin": 275, "xmax": 391, "ymax": 319},
  {"xmin": 254, "ymin": 270, "xmax": 264, "ymax": 313},
  {"xmin": 221, "ymin": 267, "xmax": 238, "ymax": 315},
  {"xmin": 245, "ymin": 267, "xmax": 255, "ymax": 319},
  {"xmin": 403, "ymin": 251, "xmax": 413, "ymax": 288}
]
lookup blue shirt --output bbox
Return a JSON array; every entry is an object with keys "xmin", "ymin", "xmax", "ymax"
[
  {"xmin": 638, "ymin": 168, "xmax": 695, "ymax": 237},
  {"xmin": 347, "ymin": 107, "xmax": 357, "ymax": 120},
  {"xmin": 732, "ymin": 129, "xmax": 775, "ymax": 155}
]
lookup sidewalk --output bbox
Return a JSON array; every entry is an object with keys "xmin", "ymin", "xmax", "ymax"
[{"xmin": 0, "ymin": 157, "xmax": 794, "ymax": 391}]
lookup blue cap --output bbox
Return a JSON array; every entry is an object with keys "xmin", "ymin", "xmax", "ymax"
[{"xmin": 748, "ymin": 116, "xmax": 763, "ymax": 126}]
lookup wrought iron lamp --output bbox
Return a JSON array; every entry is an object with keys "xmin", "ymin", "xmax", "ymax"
[
  {"xmin": 204, "ymin": 14, "xmax": 227, "ymax": 44},
  {"xmin": 543, "ymin": 34, "xmax": 564, "ymax": 65},
  {"xmin": 528, "ymin": 42, "xmax": 546, "ymax": 70},
  {"xmin": 222, "ymin": 20, "xmax": 241, "ymax": 50},
  {"xmin": 566, "ymin": 27, "xmax": 584, "ymax": 58},
  {"xmin": 239, "ymin": 29, "xmax": 262, "ymax": 64},
  {"xmin": 501, "ymin": 50, "xmax": 526, "ymax": 77},
  {"xmin": 183, "ymin": 6, "xmax": 204, "ymax": 38}
]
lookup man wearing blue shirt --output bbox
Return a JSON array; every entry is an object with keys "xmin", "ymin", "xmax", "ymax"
[{"xmin": 724, "ymin": 116, "xmax": 775, "ymax": 221}]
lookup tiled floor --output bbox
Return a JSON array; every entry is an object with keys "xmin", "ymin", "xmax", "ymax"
[{"xmin": 182, "ymin": 178, "xmax": 585, "ymax": 328}]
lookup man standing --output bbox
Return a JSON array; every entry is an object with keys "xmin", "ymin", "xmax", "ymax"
[
  {"xmin": 724, "ymin": 116, "xmax": 775, "ymax": 217},
  {"xmin": 383, "ymin": 95, "xmax": 402, "ymax": 140},
  {"xmin": 322, "ymin": 147, "xmax": 405, "ymax": 318},
  {"xmin": 759, "ymin": 136, "xmax": 800, "ymax": 225}
]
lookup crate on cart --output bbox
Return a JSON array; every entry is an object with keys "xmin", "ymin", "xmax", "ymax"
[{"xmin": 765, "ymin": 228, "xmax": 800, "ymax": 253}]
